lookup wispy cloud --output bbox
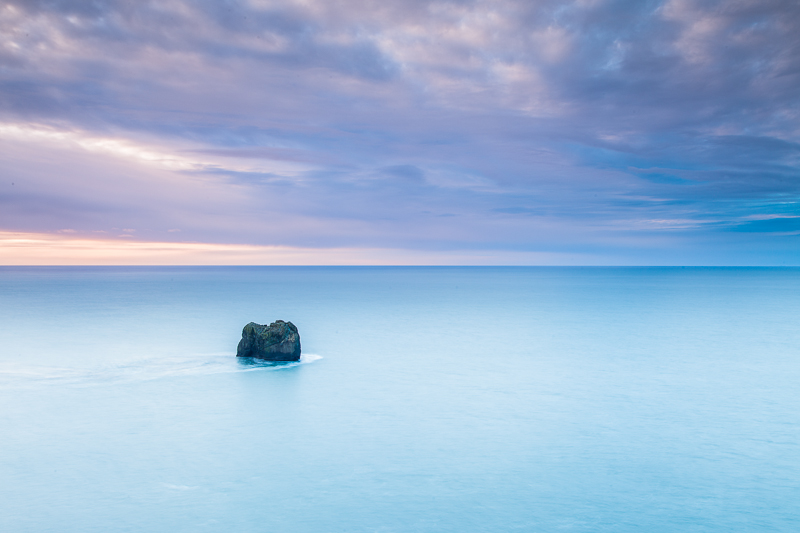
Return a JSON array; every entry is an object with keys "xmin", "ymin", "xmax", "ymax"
[{"xmin": 0, "ymin": 231, "xmax": 600, "ymax": 265}]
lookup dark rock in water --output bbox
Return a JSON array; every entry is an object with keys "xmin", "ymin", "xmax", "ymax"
[{"xmin": 237, "ymin": 320, "xmax": 301, "ymax": 361}]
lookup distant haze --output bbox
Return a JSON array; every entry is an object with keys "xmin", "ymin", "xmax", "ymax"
[{"xmin": 1, "ymin": 0, "xmax": 799, "ymax": 265}]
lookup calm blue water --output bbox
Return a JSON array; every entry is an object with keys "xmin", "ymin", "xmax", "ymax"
[{"xmin": 1, "ymin": 267, "xmax": 799, "ymax": 532}]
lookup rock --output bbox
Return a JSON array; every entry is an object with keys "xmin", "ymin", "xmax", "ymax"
[{"xmin": 236, "ymin": 320, "xmax": 301, "ymax": 361}]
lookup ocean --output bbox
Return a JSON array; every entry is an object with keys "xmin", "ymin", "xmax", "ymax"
[{"xmin": 1, "ymin": 266, "xmax": 799, "ymax": 532}]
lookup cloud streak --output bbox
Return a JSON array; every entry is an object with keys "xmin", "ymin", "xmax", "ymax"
[{"xmin": 0, "ymin": 231, "xmax": 602, "ymax": 265}]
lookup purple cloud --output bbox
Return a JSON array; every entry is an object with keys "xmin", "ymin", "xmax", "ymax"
[{"xmin": 1, "ymin": 0, "xmax": 799, "ymax": 264}]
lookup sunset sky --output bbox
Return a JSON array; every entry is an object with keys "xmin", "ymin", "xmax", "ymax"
[{"xmin": 1, "ymin": 0, "xmax": 799, "ymax": 264}]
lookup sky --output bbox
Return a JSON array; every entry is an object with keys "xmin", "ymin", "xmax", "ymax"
[{"xmin": 1, "ymin": 0, "xmax": 799, "ymax": 265}]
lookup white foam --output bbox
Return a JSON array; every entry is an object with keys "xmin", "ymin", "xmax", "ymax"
[
  {"xmin": 300, "ymin": 353, "xmax": 323, "ymax": 364},
  {"xmin": 160, "ymin": 483, "xmax": 199, "ymax": 491},
  {"xmin": 0, "ymin": 353, "xmax": 323, "ymax": 388}
]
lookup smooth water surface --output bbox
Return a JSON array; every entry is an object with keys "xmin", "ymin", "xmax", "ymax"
[{"xmin": 1, "ymin": 267, "xmax": 799, "ymax": 532}]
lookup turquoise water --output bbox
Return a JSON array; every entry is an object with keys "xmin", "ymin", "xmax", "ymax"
[{"xmin": 1, "ymin": 267, "xmax": 799, "ymax": 532}]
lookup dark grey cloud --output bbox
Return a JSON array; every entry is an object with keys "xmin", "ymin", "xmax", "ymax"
[{"xmin": 1, "ymin": 0, "xmax": 799, "ymax": 262}]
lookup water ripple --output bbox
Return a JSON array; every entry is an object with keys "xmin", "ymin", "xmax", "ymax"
[{"xmin": 0, "ymin": 353, "xmax": 322, "ymax": 388}]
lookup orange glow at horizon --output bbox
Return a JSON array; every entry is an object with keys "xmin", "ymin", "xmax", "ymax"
[{"xmin": 0, "ymin": 231, "xmax": 585, "ymax": 266}]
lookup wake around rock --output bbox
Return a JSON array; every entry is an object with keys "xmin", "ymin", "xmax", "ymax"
[{"xmin": 236, "ymin": 320, "xmax": 301, "ymax": 361}]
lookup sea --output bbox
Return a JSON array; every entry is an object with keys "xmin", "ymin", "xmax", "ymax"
[{"xmin": 1, "ymin": 266, "xmax": 799, "ymax": 532}]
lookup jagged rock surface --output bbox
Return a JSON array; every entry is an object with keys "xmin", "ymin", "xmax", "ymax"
[{"xmin": 236, "ymin": 320, "xmax": 301, "ymax": 361}]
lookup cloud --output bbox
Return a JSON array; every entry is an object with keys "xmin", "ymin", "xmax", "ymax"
[
  {"xmin": 0, "ymin": 0, "xmax": 799, "ymax": 263},
  {"xmin": 0, "ymin": 231, "xmax": 601, "ymax": 266}
]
